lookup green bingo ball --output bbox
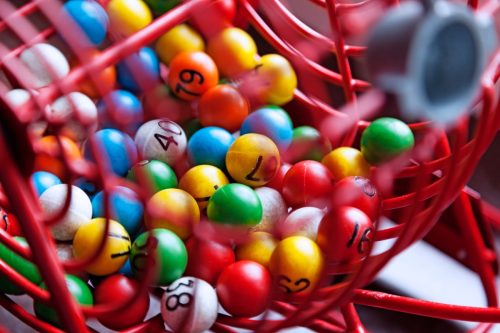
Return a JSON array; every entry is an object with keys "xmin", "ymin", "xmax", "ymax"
[
  {"xmin": 0, "ymin": 237, "xmax": 42, "ymax": 295},
  {"xmin": 130, "ymin": 229, "xmax": 187, "ymax": 285},
  {"xmin": 34, "ymin": 275, "xmax": 93, "ymax": 327},
  {"xmin": 360, "ymin": 117, "xmax": 415, "ymax": 165},
  {"xmin": 144, "ymin": 0, "xmax": 180, "ymax": 15},
  {"xmin": 127, "ymin": 160, "xmax": 178, "ymax": 195},
  {"xmin": 207, "ymin": 183, "xmax": 263, "ymax": 226},
  {"xmin": 287, "ymin": 126, "xmax": 332, "ymax": 163}
]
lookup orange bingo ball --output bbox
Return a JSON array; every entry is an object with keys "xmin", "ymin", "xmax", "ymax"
[
  {"xmin": 198, "ymin": 84, "xmax": 249, "ymax": 132},
  {"xmin": 167, "ymin": 51, "xmax": 218, "ymax": 101},
  {"xmin": 322, "ymin": 147, "xmax": 370, "ymax": 180},
  {"xmin": 78, "ymin": 52, "xmax": 116, "ymax": 98},
  {"xmin": 34, "ymin": 135, "xmax": 82, "ymax": 179}
]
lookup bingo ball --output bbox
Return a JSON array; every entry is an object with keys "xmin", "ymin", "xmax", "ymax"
[
  {"xmin": 360, "ymin": 117, "xmax": 415, "ymax": 165},
  {"xmin": 0, "ymin": 237, "xmax": 41, "ymax": 295},
  {"xmin": 146, "ymin": 189, "xmax": 200, "ymax": 240},
  {"xmin": 216, "ymin": 260, "xmax": 271, "ymax": 317},
  {"xmin": 161, "ymin": 277, "xmax": 218, "ymax": 333},
  {"xmin": 34, "ymin": 135, "xmax": 82, "ymax": 179},
  {"xmin": 253, "ymin": 54, "xmax": 297, "ymax": 106},
  {"xmin": 0, "ymin": 209, "xmax": 21, "ymax": 236},
  {"xmin": 63, "ymin": 0, "xmax": 109, "ymax": 46},
  {"xmin": 39, "ymin": 184, "xmax": 92, "ymax": 241},
  {"xmin": 167, "ymin": 51, "xmax": 218, "ymax": 100},
  {"xmin": 20, "ymin": 43, "xmax": 70, "ymax": 88},
  {"xmin": 187, "ymin": 127, "xmax": 234, "ymax": 169},
  {"xmin": 266, "ymin": 162, "xmax": 291, "ymax": 192},
  {"xmin": 95, "ymin": 275, "xmax": 150, "ymax": 330},
  {"xmin": 78, "ymin": 51, "xmax": 117, "ymax": 98},
  {"xmin": 86, "ymin": 129, "xmax": 137, "ymax": 176},
  {"xmin": 130, "ymin": 229, "xmax": 187, "ymax": 285},
  {"xmin": 116, "ymin": 47, "xmax": 160, "ymax": 92},
  {"xmin": 34, "ymin": 275, "xmax": 93, "ymax": 327},
  {"xmin": 287, "ymin": 126, "xmax": 332, "ymax": 163},
  {"xmin": 269, "ymin": 236, "xmax": 324, "ymax": 295},
  {"xmin": 252, "ymin": 187, "xmax": 287, "ymax": 233},
  {"xmin": 97, "ymin": 90, "xmax": 143, "ymax": 133},
  {"xmin": 31, "ymin": 171, "xmax": 61, "ymax": 197},
  {"xmin": 73, "ymin": 218, "xmax": 131, "ymax": 276},
  {"xmin": 207, "ymin": 27, "xmax": 258, "ymax": 77},
  {"xmin": 106, "ymin": 0, "xmax": 152, "ymax": 36},
  {"xmin": 178, "ymin": 165, "xmax": 229, "ymax": 210},
  {"xmin": 331, "ymin": 176, "xmax": 381, "ymax": 221},
  {"xmin": 134, "ymin": 119, "xmax": 187, "ymax": 165},
  {"xmin": 207, "ymin": 183, "xmax": 262, "ymax": 226},
  {"xmin": 226, "ymin": 133, "xmax": 280, "ymax": 187},
  {"xmin": 145, "ymin": 0, "xmax": 180, "ymax": 15},
  {"xmin": 56, "ymin": 243, "xmax": 74, "ymax": 262},
  {"xmin": 235, "ymin": 232, "xmax": 278, "ymax": 268},
  {"xmin": 185, "ymin": 237, "xmax": 234, "ymax": 285},
  {"xmin": 127, "ymin": 160, "xmax": 178, "ymax": 195},
  {"xmin": 198, "ymin": 84, "xmax": 249, "ymax": 132},
  {"xmin": 156, "ymin": 24, "xmax": 205, "ymax": 65},
  {"xmin": 240, "ymin": 105, "xmax": 293, "ymax": 152},
  {"xmin": 278, "ymin": 207, "xmax": 325, "ymax": 241},
  {"xmin": 322, "ymin": 147, "xmax": 370, "ymax": 180},
  {"xmin": 317, "ymin": 206, "xmax": 374, "ymax": 263},
  {"xmin": 282, "ymin": 160, "xmax": 333, "ymax": 209},
  {"xmin": 92, "ymin": 186, "xmax": 144, "ymax": 235}
]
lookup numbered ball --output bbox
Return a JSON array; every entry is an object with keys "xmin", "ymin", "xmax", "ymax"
[
  {"xmin": 207, "ymin": 183, "xmax": 262, "ymax": 226},
  {"xmin": 167, "ymin": 51, "xmax": 219, "ymax": 100},
  {"xmin": 253, "ymin": 54, "xmax": 297, "ymax": 106},
  {"xmin": 278, "ymin": 207, "xmax": 324, "ymax": 241},
  {"xmin": 360, "ymin": 117, "xmax": 415, "ymax": 165},
  {"xmin": 0, "ymin": 208, "xmax": 21, "ymax": 236},
  {"xmin": 317, "ymin": 206, "xmax": 374, "ymax": 263},
  {"xmin": 161, "ymin": 277, "xmax": 218, "ymax": 333},
  {"xmin": 64, "ymin": 0, "xmax": 109, "ymax": 46},
  {"xmin": 95, "ymin": 275, "xmax": 150, "ymax": 330},
  {"xmin": 240, "ymin": 105, "xmax": 293, "ymax": 152},
  {"xmin": 207, "ymin": 27, "xmax": 258, "ymax": 77},
  {"xmin": 282, "ymin": 160, "xmax": 333, "ymax": 209},
  {"xmin": 31, "ymin": 171, "xmax": 61, "ymax": 197},
  {"xmin": 73, "ymin": 218, "xmax": 131, "ymax": 276},
  {"xmin": 226, "ymin": 133, "xmax": 280, "ymax": 187},
  {"xmin": 39, "ymin": 184, "xmax": 92, "ymax": 241},
  {"xmin": 330, "ymin": 176, "xmax": 381, "ymax": 220},
  {"xmin": 146, "ymin": 189, "xmax": 200, "ymax": 240},
  {"xmin": 117, "ymin": 47, "xmax": 160, "ymax": 92},
  {"xmin": 34, "ymin": 135, "xmax": 82, "ymax": 179},
  {"xmin": 322, "ymin": 147, "xmax": 370, "ymax": 180},
  {"xmin": 78, "ymin": 51, "xmax": 117, "ymax": 98},
  {"xmin": 187, "ymin": 127, "xmax": 234, "ymax": 169},
  {"xmin": 127, "ymin": 160, "xmax": 178, "ymax": 195},
  {"xmin": 236, "ymin": 232, "xmax": 278, "ymax": 268},
  {"xmin": 185, "ymin": 237, "xmax": 234, "ymax": 285},
  {"xmin": 287, "ymin": 126, "xmax": 332, "ymax": 163},
  {"xmin": 106, "ymin": 0, "xmax": 152, "ymax": 36},
  {"xmin": 269, "ymin": 236, "xmax": 324, "ymax": 295},
  {"xmin": 97, "ymin": 90, "xmax": 143, "ymax": 134},
  {"xmin": 0, "ymin": 237, "xmax": 41, "ymax": 294},
  {"xmin": 92, "ymin": 186, "xmax": 144, "ymax": 235},
  {"xmin": 178, "ymin": 165, "xmax": 229, "ymax": 210},
  {"xmin": 20, "ymin": 43, "xmax": 70, "ymax": 88},
  {"xmin": 156, "ymin": 24, "xmax": 205, "ymax": 65},
  {"xmin": 134, "ymin": 119, "xmax": 187, "ymax": 166},
  {"xmin": 130, "ymin": 229, "xmax": 187, "ymax": 285},
  {"xmin": 252, "ymin": 187, "xmax": 287, "ymax": 233}
]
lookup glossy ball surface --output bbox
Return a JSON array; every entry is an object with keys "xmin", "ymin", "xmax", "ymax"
[
  {"xmin": 156, "ymin": 24, "xmax": 205, "ymax": 65},
  {"xmin": 266, "ymin": 162, "xmax": 291, "ymax": 192},
  {"xmin": 178, "ymin": 165, "xmax": 229, "ymax": 210},
  {"xmin": 252, "ymin": 187, "xmax": 287, "ymax": 233},
  {"xmin": 322, "ymin": 147, "xmax": 370, "ymax": 180},
  {"xmin": 64, "ymin": 0, "xmax": 108, "ymax": 46},
  {"xmin": 254, "ymin": 54, "xmax": 297, "ymax": 105},
  {"xmin": 20, "ymin": 43, "xmax": 69, "ymax": 88},
  {"xmin": 187, "ymin": 127, "xmax": 234, "ymax": 169},
  {"xmin": 31, "ymin": 171, "xmax": 61, "ymax": 197},
  {"xmin": 278, "ymin": 207, "xmax": 324, "ymax": 241},
  {"xmin": 287, "ymin": 126, "xmax": 332, "ymax": 163},
  {"xmin": 78, "ymin": 51, "xmax": 116, "ymax": 98},
  {"xmin": 236, "ymin": 232, "xmax": 278, "ymax": 268},
  {"xmin": 34, "ymin": 135, "xmax": 82, "ymax": 179},
  {"xmin": 0, "ymin": 209, "xmax": 21, "ymax": 236},
  {"xmin": 106, "ymin": 0, "xmax": 152, "ymax": 36},
  {"xmin": 127, "ymin": 160, "xmax": 178, "ymax": 195},
  {"xmin": 97, "ymin": 89, "xmax": 143, "ymax": 134},
  {"xmin": 116, "ymin": 47, "xmax": 160, "ymax": 92},
  {"xmin": 330, "ymin": 176, "xmax": 381, "ymax": 221}
]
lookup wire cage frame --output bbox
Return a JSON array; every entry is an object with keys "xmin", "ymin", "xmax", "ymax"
[{"xmin": 0, "ymin": 0, "xmax": 498, "ymax": 332}]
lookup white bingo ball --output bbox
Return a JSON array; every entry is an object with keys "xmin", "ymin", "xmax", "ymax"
[
  {"xmin": 252, "ymin": 187, "xmax": 287, "ymax": 233},
  {"xmin": 20, "ymin": 43, "xmax": 70, "ymax": 88},
  {"xmin": 161, "ymin": 277, "xmax": 218, "ymax": 333},
  {"xmin": 279, "ymin": 206, "xmax": 325, "ymax": 240},
  {"xmin": 135, "ymin": 119, "xmax": 187, "ymax": 165},
  {"xmin": 5, "ymin": 89, "xmax": 31, "ymax": 109},
  {"xmin": 55, "ymin": 243, "xmax": 74, "ymax": 262},
  {"xmin": 39, "ymin": 184, "xmax": 92, "ymax": 241}
]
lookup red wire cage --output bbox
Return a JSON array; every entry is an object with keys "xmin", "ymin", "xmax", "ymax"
[{"xmin": 0, "ymin": 0, "xmax": 499, "ymax": 332}]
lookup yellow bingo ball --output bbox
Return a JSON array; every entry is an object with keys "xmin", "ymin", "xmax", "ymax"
[
  {"xmin": 255, "ymin": 54, "xmax": 297, "ymax": 106},
  {"xmin": 321, "ymin": 147, "xmax": 370, "ymax": 180},
  {"xmin": 155, "ymin": 24, "xmax": 205, "ymax": 65},
  {"xmin": 236, "ymin": 232, "xmax": 278, "ymax": 268},
  {"xmin": 73, "ymin": 218, "xmax": 131, "ymax": 276},
  {"xmin": 178, "ymin": 165, "xmax": 229, "ymax": 210},
  {"xmin": 226, "ymin": 134, "xmax": 280, "ymax": 187},
  {"xmin": 269, "ymin": 236, "xmax": 324, "ymax": 295},
  {"xmin": 207, "ymin": 27, "xmax": 258, "ymax": 77},
  {"xmin": 107, "ymin": 0, "xmax": 152, "ymax": 37},
  {"xmin": 146, "ymin": 189, "xmax": 200, "ymax": 240}
]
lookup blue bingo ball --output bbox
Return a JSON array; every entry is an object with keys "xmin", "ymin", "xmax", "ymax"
[
  {"xmin": 63, "ymin": 0, "xmax": 108, "ymax": 46},
  {"xmin": 97, "ymin": 90, "xmax": 143, "ymax": 133},
  {"xmin": 85, "ymin": 129, "xmax": 137, "ymax": 176},
  {"xmin": 118, "ymin": 258, "xmax": 134, "ymax": 277},
  {"xmin": 92, "ymin": 186, "xmax": 143, "ymax": 235},
  {"xmin": 187, "ymin": 126, "xmax": 234, "ymax": 169},
  {"xmin": 31, "ymin": 171, "xmax": 61, "ymax": 197},
  {"xmin": 240, "ymin": 105, "xmax": 293, "ymax": 152},
  {"xmin": 116, "ymin": 47, "xmax": 160, "ymax": 92}
]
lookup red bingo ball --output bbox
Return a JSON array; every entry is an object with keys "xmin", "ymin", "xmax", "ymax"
[
  {"xmin": 317, "ymin": 206, "xmax": 374, "ymax": 264},
  {"xmin": 216, "ymin": 260, "xmax": 271, "ymax": 317},
  {"xmin": 185, "ymin": 237, "xmax": 235, "ymax": 286},
  {"xmin": 0, "ymin": 208, "xmax": 21, "ymax": 236},
  {"xmin": 282, "ymin": 160, "xmax": 333, "ymax": 208},
  {"xmin": 95, "ymin": 275, "xmax": 150, "ymax": 331},
  {"xmin": 266, "ymin": 162, "xmax": 291, "ymax": 192},
  {"xmin": 330, "ymin": 176, "xmax": 381, "ymax": 220}
]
